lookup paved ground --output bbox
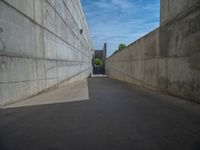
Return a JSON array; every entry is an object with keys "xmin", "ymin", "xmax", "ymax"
[{"xmin": 0, "ymin": 77, "xmax": 200, "ymax": 150}]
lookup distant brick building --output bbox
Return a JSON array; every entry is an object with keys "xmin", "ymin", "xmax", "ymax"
[
  {"xmin": 94, "ymin": 43, "xmax": 107, "ymax": 60},
  {"xmin": 93, "ymin": 43, "xmax": 107, "ymax": 74}
]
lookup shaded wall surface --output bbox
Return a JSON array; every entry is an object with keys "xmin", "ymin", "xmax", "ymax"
[
  {"xmin": 0, "ymin": 0, "xmax": 93, "ymax": 106},
  {"xmin": 106, "ymin": 0, "xmax": 200, "ymax": 102}
]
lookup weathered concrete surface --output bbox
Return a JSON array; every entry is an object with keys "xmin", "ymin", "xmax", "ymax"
[
  {"xmin": 160, "ymin": 0, "xmax": 200, "ymax": 25},
  {"xmin": 106, "ymin": 0, "xmax": 200, "ymax": 103},
  {"xmin": 3, "ymin": 79, "xmax": 89, "ymax": 109},
  {"xmin": 0, "ymin": 0, "xmax": 93, "ymax": 107},
  {"xmin": 0, "ymin": 78, "xmax": 200, "ymax": 150}
]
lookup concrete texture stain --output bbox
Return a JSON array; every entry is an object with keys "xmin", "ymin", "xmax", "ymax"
[{"xmin": 0, "ymin": 27, "xmax": 5, "ymax": 52}]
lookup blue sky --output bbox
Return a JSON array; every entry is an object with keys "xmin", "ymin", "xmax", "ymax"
[{"xmin": 81, "ymin": 0, "xmax": 160, "ymax": 56}]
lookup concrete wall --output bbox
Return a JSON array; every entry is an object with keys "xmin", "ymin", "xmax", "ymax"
[
  {"xmin": 0, "ymin": 0, "xmax": 93, "ymax": 106},
  {"xmin": 106, "ymin": 0, "xmax": 200, "ymax": 103},
  {"xmin": 160, "ymin": 0, "xmax": 200, "ymax": 25}
]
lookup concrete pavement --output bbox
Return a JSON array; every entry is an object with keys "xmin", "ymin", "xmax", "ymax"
[{"xmin": 0, "ymin": 77, "xmax": 200, "ymax": 150}]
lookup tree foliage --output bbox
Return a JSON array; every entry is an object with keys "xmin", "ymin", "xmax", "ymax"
[
  {"xmin": 94, "ymin": 58, "xmax": 103, "ymax": 66},
  {"xmin": 118, "ymin": 43, "xmax": 126, "ymax": 50}
]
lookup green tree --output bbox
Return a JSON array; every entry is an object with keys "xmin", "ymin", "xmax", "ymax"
[{"xmin": 118, "ymin": 43, "xmax": 126, "ymax": 50}]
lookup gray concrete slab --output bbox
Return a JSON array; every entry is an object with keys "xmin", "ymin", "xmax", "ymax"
[{"xmin": 0, "ymin": 78, "xmax": 200, "ymax": 150}]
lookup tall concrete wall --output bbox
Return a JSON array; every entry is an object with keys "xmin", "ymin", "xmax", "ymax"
[
  {"xmin": 160, "ymin": 0, "xmax": 200, "ymax": 25},
  {"xmin": 106, "ymin": 0, "xmax": 200, "ymax": 103},
  {"xmin": 0, "ymin": 0, "xmax": 93, "ymax": 107}
]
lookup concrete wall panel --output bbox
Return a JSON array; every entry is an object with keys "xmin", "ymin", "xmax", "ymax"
[
  {"xmin": 0, "ymin": 2, "xmax": 35, "ymax": 57},
  {"xmin": 160, "ymin": 0, "xmax": 200, "ymax": 25},
  {"xmin": 144, "ymin": 59, "xmax": 158, "ymax": 90},
  {"xmin": 0, "ymin": 83, "xmax": 14, "ymax": 105},
  {"xmin": 34, "ymin": 0, "xmax": 44, "ymax": 25},
  {"xmin": 44, "ymin": 30, "xmax": 56, "ymax": 59},
  {"xmin": 35, "ymin": 25, "xmax": 45, "ymax": 58},
  {"xmin": 43, "ymin": 2, "xmax": 56, "ymax": 33},
  {"xmin": 0, "ymin": 57, "xmax": 37, "ymax": 83},
  {"xmin": 5, "ymin": 0, "xmax": 34, "ymax": 19}
]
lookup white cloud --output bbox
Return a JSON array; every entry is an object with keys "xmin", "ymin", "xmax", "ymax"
[{"xmin": 82, "ymin": 0, "xmax": 160, "ymax": 56}]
